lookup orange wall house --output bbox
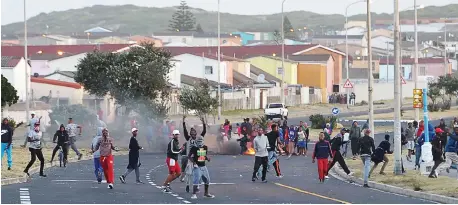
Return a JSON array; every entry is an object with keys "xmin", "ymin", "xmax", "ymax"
[
  {"xmin": 297, "ymin": 64, "xmax": 328, "ymax": 103},
  {"xmin": 293, "ymin": 45, "xmax": 345, "ymax": 86}
]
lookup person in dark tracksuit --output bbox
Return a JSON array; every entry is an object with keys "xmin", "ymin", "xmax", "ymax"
[
  {"xmin": 312, "ymin": 132, "xmax": 333, "ymax": 183},
  {"xmin": 50, "ymin": 124, "xmax": 69, "ymax": 166},
  {"xmin": 370, "ymin": 134, "xmax": 392, "ymax": 178},
  {"xmin": 120, "ymin": 128, "xmax": 143, "ymax": 184},
  {"xmin": 429, "ymin": 128, "xmax": 445, "ymax": 178},
  {"xmin": 326, "ymin": 128, "xmax": 353, "ymax": 179},
  {"xmin": 1, "ymin": 118, "xmax": 13, "ymax": 170},
  {"xmin": 359, "ymin": 129, "xmax": 376, "ymax": 188},
  {"xmin": 349, "ymin": 121, "xmax": 361, "ymax": 160}
]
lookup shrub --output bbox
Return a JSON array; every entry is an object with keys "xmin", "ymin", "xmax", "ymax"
[
  {"xmin": 309, "ymin": 114, "xmax": 325, "ymax": 129},
  {"xmin": 427, "ymin": 104, "xmax": 440, "ymax": 112}
]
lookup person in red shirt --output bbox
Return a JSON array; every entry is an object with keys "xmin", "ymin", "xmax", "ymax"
[{"xmin": 94, "ymin": 128, "xmax": 118, "ymax": 189}]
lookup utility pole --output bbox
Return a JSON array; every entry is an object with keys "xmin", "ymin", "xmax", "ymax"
[
  {"xmin": 393, "ymin": 0, "xmax": 403, "ymax": 175},
  {"xmin": 281, "ymin": 0, "xmax": 287, "ymax": 104},
  {"xmin": 217, "ymin": 0, "xmax": 221, "ymax": 120},
  {"xmin": 413, "ymin": 0, "xmax": 419, "ymax": 121},
  {"xmin": 366, "ymin": 0, "xmax": 374, "ymax": 138},
  {"xmin": 444, "ymin": 20, "xmax": 448, "ymax": 75},
  {"xmin": 24, "ymin": 0, "xmax": 30, "ymax": 121}
]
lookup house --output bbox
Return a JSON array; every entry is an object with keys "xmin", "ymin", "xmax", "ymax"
[
  {"xmin": 231, "ymin": 32, "xmax": 255, "ymax": 45},
  {"xmin": 18, "ymin": 34, "xmax": 78, "ymax": 46},
  {"xmin": 379, "ymin": 57, "xmax": 451, "ymax": 80},
  {"xmin": 246, "ymin": 56, "xmax": 298, "ymax": 85},
  {"xmin": 129, "ymin": 35, "xmax": 163, "ymax": 47},
  {"xmin": 30, "ymin": 77, "xmax": 83, "ymax": 105},
  {"xmin": 371, "ymin": 35, "xmax": 394, "ymax": 50},
  {"xmin": 333, "ymin": 43, "xmax": 368, "ymax": 57},
  {"xmin": 172, "ymin": 53, "xmax": 228, "ymax": 85},
  {"xmin": 152, "ymin": 32, "xmax": 241, "ymax": 47},
  {"xmin": 1, "ymin": 44, "xmax": 133, "ymax": 57},
  {"xmin": 84, "ymin": 27, "xmax": 113, "ymax": 33},
  {"xmin": 311, "ymin": 35, "xmax": 366, "ymax": 47},
  {"xmin": 1, "ymin": 56, "xmax": 30, "ymax": 101},
  {"xmin": 43, "ymin": 71, "xmax": 76, "ymax": 82},
  {"xmin": 337, "ymin": 26, "xmax": 366, "ymax": 36},
  {"xmin": 241, "ymin": 30, "xmax": 275, "ymax": 41},
  {"xmin": 348, "ymin": 59, "xmax": 381, "ymax": 79},
  {"xmin": 288, "ymin": 54, "xmax": 335, "ymax": 95},
  {"xmin": 293, "ymin": 45, "xmax": 347, "ymax": 86},
  {"xmin": 246, "ymin": 39, "xmax": 308, "ymax": 46},
  {"xmin": 94, "ymin": 36, "xmax": 130, "ymax": 44},
  {"xmin": 372, "ymin": 29, "xmax": 394, "ymax": 39},
  {"xmin": 420, "ymin": 46, "xmax": 445, "ymax": 57}
]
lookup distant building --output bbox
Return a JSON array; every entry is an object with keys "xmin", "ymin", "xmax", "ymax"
[
  {"xmin": 1, "ymin": 56, "xmax": 31, "ymax": 101},
  {"xmin": 152, "ymin": 32, "xmax": 242, "ymax": 47}
]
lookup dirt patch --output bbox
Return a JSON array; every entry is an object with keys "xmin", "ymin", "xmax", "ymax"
[{"xmin": 345, "ymin": 154, "xmax": 458, "ymax": 198}]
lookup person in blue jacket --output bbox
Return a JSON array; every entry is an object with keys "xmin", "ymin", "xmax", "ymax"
[
  {"xmin": 415, "ymin": 123, "xmax": 435, "ymax": 170},
  {"xmin": 443, "ymin": 125, "xmax": 458, "ymax": 175}
]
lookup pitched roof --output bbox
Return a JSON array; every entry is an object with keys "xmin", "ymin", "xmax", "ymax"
[
  {"xmin": 232, "ymin": 70, "xmax": 254, "ymax": 87},
  {"xmin": 29, "ymin": 53, "xmax": 75, "ymax": 61},
  {"xmin": 129, "ymin": 35, "xmax": 161, "ymax": 42},
  {"xmin": 164, "ymin": 44, "xmax": 316, "ymax": 59},
  {"xmin": 84, "ymin": 27, "xmax": 112, "ymax": 33},
  {"xmin": 293, "ymin": 45, "xmax": 346, "ymax": 56},
  {"xmin": 249, "ymin": 65, "xmax": 280, "ymax": 83},
  {"xmin": 153, "ymin": 31, "xmax": 235, "ymax": 38},
  {"xmin": 1, "ymin": 56, "xmax": 21, "ymax": 67},
  {"xmin": 44, "ymin": 71, "xmax": 76, "ymax": 78},
  {"xmin": 313, "ymin": 35, "xmax": 364, "ymax": 40},
  {"xmin": 31, "ymin": 77, "xmax": 81, "ymax": 89},
  {"xmin": 379, "ymin": 57, "xmax": 449, "ymax": 65},
  {"xmin": 180, "ymin": 74, "xmax": 231, "ymax": 89},
  {"xmin": 1, "ymin": 44, "xmax": 133, "ymax": 57},
  {"xmin": 288, "ymin": 54, "xmax": 333, "ymax": 62}
]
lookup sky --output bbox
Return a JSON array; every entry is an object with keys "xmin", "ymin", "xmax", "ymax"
[{"xmin": 1, "ymin": 0, "xmax": 457, "ymax": 25}]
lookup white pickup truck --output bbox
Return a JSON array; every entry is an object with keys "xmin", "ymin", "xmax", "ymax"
[{"xmin": 264, "ymin": 103, "xmax": 288, "ymax": 120}]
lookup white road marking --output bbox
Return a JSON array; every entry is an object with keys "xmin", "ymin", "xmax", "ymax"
[
  {"xmin": 171, "ymin": 194, "xmax": 178, "ymax": 197},
  {"xmin": 155, "ymin": 186, "xmax": 161, "ymax": 189},
  {"xmin": 19, "ymin": 188, "xmax": 29, "ymax": 191},
  {"xmin": 51, "ymin": 180, "xmax": 107, "ymax": 183},
  {"xmin": 18, "ymin": 188, "xmax": 31, "ymax": 204},
  {"xmin": 183, "ymin": 200, "xmax": 191, "ymax": 203},
  {"xmin": 177, "ymin": 197, "xmax": 184, "ymax": 200}
]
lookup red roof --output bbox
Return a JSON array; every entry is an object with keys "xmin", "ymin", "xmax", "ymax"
[
  {"xmin": 31, "ymin": 77, "xmax": 82, "ymax": 89},
  {"xmin": 164, "ymin": 44, "xmax": 317, "ymax": 59},
  {"xmin": 379, "ymin": 58, "xmax": 448, "ymax": 65},
  {"xmin": 1, "ymin": 44, "xmax": 133, "ymax": 57}
]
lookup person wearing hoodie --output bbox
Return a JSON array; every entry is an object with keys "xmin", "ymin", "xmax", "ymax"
[
  {"xmin": 312, "ymin": 132, "xmax": 333, "ymax": 183},
  {"xmin": 50, "ymin": 124, "xmax": 69, "ymax": 166},
  {"xmin": 405, "ymin": 122, "xmax": 415, "ymax": 162},
  {"xmin": 188, "ymin": 136, "xmax": 214, "ymax": 199},
  {"xmin": 358, "ymin": 129, "xmax": 375, "ymax": 188},
  {"xmin": 442, "ymin": 125, "xmax": 458, "ymax": 177},
  {"xmin": 326, "ymin": 128, "xmax": 353, "ymax": 179},
  {"xmin": 180, "ymin": 116, "xmax": 206, "ymax": 184},
  {"xmin": 414, "ymin": 121, "xmax": 426, "ymax": 169},
  {"xmin": 91, "ymin": 127, "xmax": 104, "ymax": 183},
  {"xmin": 429, "ymin": 128, "xmax": 446, "ymax": 178},
  {"xmin": 252, "ymin": 128, "xmax": 269, "ymax": 183},
  {"xmin": 1, "ymin": 118, "xmax": 14, "ymax": 170},
  {"xmin": 349, "ymin": 121, "xmax": 361, "ymax": 160},
  {"xmin": 370, "ymin": 134, "xmax": 393, "ymax": 177},
  {"xmin": 120, "ymin": 128, "xmax": 144, "ymax": 184},
  {"xmin": 94, "ymin": 128, "xmax": 118, "ymax": 189}
]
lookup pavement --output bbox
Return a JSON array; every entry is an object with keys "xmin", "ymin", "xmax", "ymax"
[{"xmin": 1, "ymin": 152, "xmax": 433, "ymax": 204}]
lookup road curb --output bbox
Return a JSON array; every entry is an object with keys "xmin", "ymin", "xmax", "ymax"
[
  {"xmin": 330, "ymin": 165, "xmax": 458, "ymax": 204},
  {"xmin": 1, "ymin": 152, "xmax": 128, "ymax": 186}
]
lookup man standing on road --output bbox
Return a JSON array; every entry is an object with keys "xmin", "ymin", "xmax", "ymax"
[
  {"xmin": 359, "ymin": 129, "xmax": 375, "ymax": 188},
  {"xmin": 252, "ymin": 128, "xmax": 269, "ymax": 183},
  {"xmin": 405, "ymin": 122, "xmax": 415, "ymax": 162},
  {"xmin": 22, "ymin": 112, "xmax": 41, "ymax": 147},
  {"xmin": 264, "ymin": 124, "xmax": 283, "ymax": 178},
  {"xmin": 326, "ymin": 128, "xmax": 353, "ymax": 179},
  {"xmin": 1, "ymin": 118, "xmax": 13, "ymax": 170},
  {"xmin": 66, "ymin": 118, "xmax": 83, "ymax": 160},
  {"xmin": 23, "ymin": 122, "xmax": 46, "ymax": 177},
  {"xmin": 180, "ymin": 116, "xmax": 206, "ymax": 185},
  {"xmin": 163, "ymin": 130, "xmax": 183, "ymax": 193},
  {"xmin": 120, "ymin": 128, "xmax": 144, "ymax": 184},
  {"xmin": 95, "ymin": 128, "xmax": 118, "ymax": 189},
  {"xmin": 188, "ymin": 136, "xmax": 214, "ymax": 199},
  {"xmin": 312, "ymin": 132, "xmax": 333, "ymax": 183},
  {"xmin": 91, "ymin": 127, "xmax": 104, "ymax": 184}
]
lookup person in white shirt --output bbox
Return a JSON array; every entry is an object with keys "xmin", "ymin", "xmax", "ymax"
[
  {"xmin": 66, "ymin": 117, "xmax": 83, "ymax": 160},
  {"xmin": 22, "ymin": 112, "xmax": 41, "ymax": 147},
  {"xmin": 252, "ymin": 128, "xmax": 269, "ymax": 183},
  {"xmin": 23, "ymin": 122, "xmax": 46, "ymax": 177}
]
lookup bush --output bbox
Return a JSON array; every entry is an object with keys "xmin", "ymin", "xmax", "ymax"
[
  {"xmin": 360, "ymin": 100, "xmax": 368, "ymax": 105},
  {"xmin": 427, "ymin": 104, "xmax": 440, "ymax": 112},
  {"xmin": 441, "ymin": 100, "xmax": 451, "ymax": 111},
  {"xmin": 5, "ymin": 117, "xmax": 18, "ymax": 128},
  {"xmin": 309, "ymin": 114, "xmax": 325, "ymax": 129}
]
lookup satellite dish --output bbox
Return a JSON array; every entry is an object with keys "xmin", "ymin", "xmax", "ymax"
[
  {"xmin": 355, "ymin": 50, "xmax": 360, "ymax": 55},
  {"xmin": 257, "ymin": 74, "xmax": 265, "ymax": 82}
]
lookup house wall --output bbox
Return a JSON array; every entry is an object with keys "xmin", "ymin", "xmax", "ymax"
[
  {"xmin": 153, "ymin": 35, "xmax": 193, "ymax": 44},
  {"xmin": 352, "ymin": 60, "xmax": 380, "ymax": 73},
  {"xmin": 296, "ymin": 47, "xmax": 343, "ymax": 85},
  {"xmin": 1, "ymin": 58, "xmax": 30, "ymax": 101},
  {"xmin": 379, "ymin": 64, "xmax": 412, "ymax": 80},
  {"xmin": 168, "ymin": 61, "xmax": 182, "ymax": 88},
  {"xmin": 346, "ymin": 80, "xmax": 428, "ymax": 103},
  {"xmin": 47, "ymin": 53, "xmax": 87, "ymax": 74},
  {"xmin": 232, "ymin": 32, "xmax": 255, "ymax": 45},
  {"xmin": 225, "ymin": 61, "xmax": 234, "ymax": 85},
  {"xmin": 45, "ymin": 73, "xmax": 76, "ymax": 83},
  {"xmin": 173, "ymin": 54, "xmax": 228, "ymax": 84},
  {"xmin": 232, "ymin": 61, "xmax": 251, "ymax": 77},
  {"xmin": 297, "ymin": 64, "xmax": 327, "ymax": 90},
  {"xmin": 30, "ymin": 60, "xmax": 52, "ymax": 75},
  {"xmin": 334, "ymin": 44, "xmax": 368, "ymax": 57},
  {"xmin": 30, "ymin": 82, "xmax": 83, "ymax": 104},
  {"xmin": 247, "ymin": 56, "xmax": 298, "ymax": 84},
  {"xmin": 421, "ymin": 48, "xmax": 443, "ymax": 57},
  {"xmin": 379, "ymin": 63, "xmax": 450, "ymax": 80}
]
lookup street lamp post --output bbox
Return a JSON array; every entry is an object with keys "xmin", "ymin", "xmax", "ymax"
[
  {"xmin": 444, "ymin": 20, "xmax": 448, "ymax": 75},
  {"xmin": 366, "ymin": 0, "xmax": 374, "ymax": 138},
  {"xmin": 217, "ymin": 0, "xmax": 221, "ymax": 120},
  {"xmin": 24, "ymin": 0, "xmax": 30, "ymax": 121},
  {"xmin": 345, "ymin": 0, "xmax": 366, "ymax": 108},
  {"xmin": 393, "ymin": 0, "xmax": 403, "ymax": 175},
  {"xmin": 413, "ymin": 0, "xmax": 420, "ymax": 121},
  {"xmin": 281, "ymin": 0, "xmax": 287, "ymax": 105}
]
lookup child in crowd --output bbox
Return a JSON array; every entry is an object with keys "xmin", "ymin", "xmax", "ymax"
[
  {"xmin": 287, "ymin": 125, "xmax": 297, "ymax": 158},
  {"xmin": 297, "ymin": 127, "xmax": 307, "ymax": 156}
]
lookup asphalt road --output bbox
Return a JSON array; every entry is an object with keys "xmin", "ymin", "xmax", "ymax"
[{"xmin": 1, "ymin": 152, "xmax": 432, "ymax": 204}]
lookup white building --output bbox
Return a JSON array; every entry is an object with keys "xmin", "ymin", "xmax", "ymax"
[
  {"xmin": 1, "ymin": 56, "xmax": 31, "ymax": 101},
  {"xmin": 172, "ymin": 53, "xmax": 228, "ymax": 84},
  {"xmin": 371, "ymin": 35, "xmax": 394, "ymax": 51}
]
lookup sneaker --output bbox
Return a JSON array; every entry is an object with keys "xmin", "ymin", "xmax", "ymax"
[
  {"xmin": 446, "ymin": 168, "xmax": 450, "ymax": 173},
  {"xmin": 163, "ymin": 186, "xmax": 171, "ymax": 193},
  {"xmin": 204, "ymin": 193, "xmax": 215, "ymax": 198},
  {"xmin": 78, "ymin": 154, "xmax": 83, "ymax": 160},
  {"xmin": 185, "ymin": 185, "xmax": 190, "ymax": 193},
  {"xmin": 428, "ymin": 175, "xmax": 436, "ymax": 178},
  {"xmin": 276, "ymin": 175, "xmax": 284, "ymax": 179},
  {"xmin": 348, "ymin": 172, "xmax": 354, "ymax": 176},
  {"xmin": 324, "ymin": 175, "xmax": 330, "ymax": 179},
  {"xmin": 7, "ymin": 167, "xmax": 11, "ymax": 170},
  {"xmin": 108, "ymin": 183, "xmax": 113, "ymax": 189},
  {"xmin": 136, "ymin": 181, "xmax": 144, "ymax": 184},
  {"xmin": 379, "ymin": 172, "xmax": 386, "ymax": 175},
  {"xmin": 261, "ymin": 179, "xmax": 268, "ymax": 183},
  {"xmin": 39, "ymin": 174, "xmax": 47, "ymax": 177},
  {"xmin": 98, "ymin": 181, "xmax": 102, "ymax": 184},
  {"xmin": 363, "ymin": 184, "xmax": 369, "ymax": 188},
  {"xmin": 252, "ymin": 178, "xmax": 256, "ymax": 182},
  {"xmin": 119, "ymin": 175, "xmax": 126, "ymax": 184},
  {"xmin": 23, "ymin": 171, "xmax": 30, "ymax": 177},
  {"xmin": 191, "ymin": 194, "xmax": 197, "ymax": 199},
  {"xmin": 180, "ymin": 178, "xmax": 185, "ymax": 182}
]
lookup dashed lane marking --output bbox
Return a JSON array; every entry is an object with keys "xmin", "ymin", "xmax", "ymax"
[
  {"xmin": 274, "ymin": 183, "xmax": 351, "ymax": 204},
  {"xmin": 146, "ymin": 164, "xmax": 192, "ymax": 204},
  {"xmin": 19, "ymin": 188, "xmax": 31, "ymax": 204}
]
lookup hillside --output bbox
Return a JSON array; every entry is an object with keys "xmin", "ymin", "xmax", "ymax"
[{"xmin": 2, "ymin": 4, "xmax": 458, "ymax": 35}]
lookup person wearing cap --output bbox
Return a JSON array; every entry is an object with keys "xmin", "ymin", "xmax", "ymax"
[
  {"xmin": 429, "ymin": 128, "xmax": 445, "ymax": 178},
  {"xmin": 120, "ymin": 128, "xmax": 144, "ymax": 184},
  {"xmin": 66, "ymin": 118, "xmax": 83, "ymax": 160},
  {"xmin": 1, "ymin": 118, "xmax": 13, "ymax": 170},
  {"xmin": 326, "ymin": 128, "xmax": 353, "ymax": 179},
  {"xmin": 163, "ymin": 129, "xmax": 183, "ymax": 193},
  {"xmin": 94, "ymin": 128, "xmax": 118, "ymax": 189},
  {"xmin": 24, "ymin": 122, "xmax": 46, "ymax": 177},
  {"xmin": 188, "ymin": 135, "xmax": 214, "ymax": 199},
  {"xmin": 22, "ymin": 112, "xmax": 41, "ymax": 147},
  {"xmin": 358, "ymin": 129, "xmax": 375, "ymax": 188},
  {"xmin": 91, "ymin": 127, "xmax": 104, "ymax": 183}
]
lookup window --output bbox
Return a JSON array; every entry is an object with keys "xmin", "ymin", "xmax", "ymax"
[
  {"xmin": 205, "ymin": 66, "xmax": 213, "ymax": 74},
  {"xmin": 420, "ymin": 67, "xmax": 426, "ymax": 75}
]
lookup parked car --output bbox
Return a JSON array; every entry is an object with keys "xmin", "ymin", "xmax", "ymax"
[{"xmin": 264, "ymin": 103, "xmax": 288, "ymax": 120}]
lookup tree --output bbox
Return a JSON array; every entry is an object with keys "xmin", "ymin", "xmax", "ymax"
[
  {"xmin": 74, "ymin": 42, "xmax": 174, "ymax": 121},
  {"xmin": 169, "ymin": 0, "xmax": 196, "ymax": 31},
  {"xmin": 178, "ymin": 80, "xmax": 218, "ymax": 121},
  {"xmin": 273, "ymin": 29, "xmax": 282, "ymax": 45},
  {"xmin": 283, "ymin": 16, "xmax": 297, "ymax": 40},
  {"xmin": 196, "ymin": 23, "xmax": 204, "ymax": 33},
  {"xmin": 427, "ymin": 81, "xmax": 441, "ymax": 112},
  {"xmin": 1, "ymin": 75, "xmax": 19, "ymax": 109},
  {"xmin": 49, "ymin": 104, "xmax": 98, "ymax": 135}
]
